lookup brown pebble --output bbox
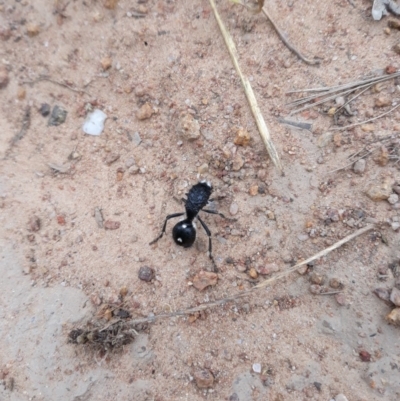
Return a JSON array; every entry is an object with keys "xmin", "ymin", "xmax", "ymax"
[
  {"xmin": 101, "ymin": 56, "xmax": 112, "ymax": 71},
  {"xmin": 192, "ymin": 271, "xmax": 218, "ymax": 291},
  {"xmin": 104, "ymin": 0, "xmax": 119, "ymax": 10},
  {"xmin": 193, "ymin": 368, "xmax": 214, "ymax": 389},
  {"xmin": 386, "ymin": 308, "xmax": 400, "ymax": 326},
  {"xmin": 333, "ymin": 133, "xmax": 342, "ymax": 147},
  {"xmin": 393, "ymin": 43, "xmax": 400, "ymax": 55},
  {"xmin": 386, "ymin": 65, "xmax": 397, "ymax": 74},
  {"xmin": 104, "ymin": 220, "xmax": 120, "ymax": 230},
  {"xmin": 116, "ymin": 168, "xmax": 124, "ymax": 181},
  {"xmin": 234, "ymin": 128, "xmax": 251, "ymax": 147},
  {"xmin": 256, "ymin": 263, "xmax": 279, "ymax": 275},
  {"xmin": 28, "ymin": 216, "xmax": 41, "ymax": 232},
  {"xmin": 329, "ymin": 278, "xmax": 342, "ymax": 289},
  {"xmin": 120, "ymin": 286, "xmax": 128, "ymax": 298},
  {"xmin": 17, "ymin": 87, "xmax": 26, "ymax": 100},
  {"xmin": 136, "ymin": 102, "xmax": 154, "ymax": 120},
  {"xmin": 309, "ymin": 284, "xmax": 322, "ymax": 295},
  {"xmin": 359, "ymin": 350, "xmax": 372, "ymax": 362},
  {"xmin": 365, "ymin": 177, "xmax": 392, "ymax": 201},
  {"xmin": 26, "ymin": 23, "xmax": 40, "ymax": 37},
  {"xmin": 138, "ymin": 266, "xmax": 155, "ymax": 282},
  {"xmin": 90, "ymin": 293, "xmax": 102, "ymax": 306},
  {"xmin": 57, "ymin": 215, "xmax": 66, "ymax": 225},
  {"xmin": 374, "ymin": 96, "xmax": 391, "ymax": 108},
  {"xmin": 309, "ymin": 272, "xmax": 324, "ymax": 285},
  {"xmin": 374, "ymin": 146, "xmax": 389, "ymax": 166},
  {"xmin": 232, "ymin": 154, "xmax": 244, "ymax": 171},
  {"xmin": 389, "ymin": 20, "xmax": 400, "ymax": 29},
  {"xmin": 248, "ymin": 267, "xmax": 258, "ymax": 279},
  {"xmin": 105, "ymin": 153, "xmax": 120, "ymax": 165},
  {"xmin": 0, "ymin": 66, "xmax": 9, "ymax": 89},
  {"xmin": 104, "ymin": 309, "xmax": 112, "ymax": 321},
  {"xmin": 335, "ymin": 292, "xmax": 347, "ymax": 306},
  {"xmin": 249, "ymin": 185, "xmax": 259, "ymax": 196}
]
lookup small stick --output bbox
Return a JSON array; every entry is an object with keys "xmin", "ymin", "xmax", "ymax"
[
  {"xmin": 317, "ymin": 291, "xmax": 343, "ymax": 296},
  {"xmin": 23, "ymin": 76, "xmax": 91, "ymax": 96},
  {"xmin": 326, "ymin": 150, "xmax": 372, "ymax": 174},
  {"xmin": 331, "ymin": 103, "xmax": 400, "ymax": 131},
  {"xmin": 105, "ymin": 224, "xmax": 374, "ymax": 327},
  {"xmin": 261, "ymin": 8, "xmax": 320, "ymax": 65},
  {"xmin": 209, "ymin": 0, "xmax": 283, "ymax": 175}
]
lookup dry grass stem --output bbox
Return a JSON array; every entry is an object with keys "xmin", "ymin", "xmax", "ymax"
[
  {"xmin": 91, "ymin": 224, "xmax": 374, "ymax": 329},
  {"xmin": 209, "ymin": 0, "xmax": 283, "ymax": 174},
  {"xmin": 331, "ymin": 103, "xmax": 400, "ymax": 131}
]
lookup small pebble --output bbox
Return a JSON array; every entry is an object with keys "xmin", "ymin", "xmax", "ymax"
[
  {"xmin": 359, "ymin": 350, "xmax": 372, "ymax": 362},
  {"xmin": 335, "ymin": 292, "xmax": 347, "ymax": 306},
  {"xmin": 335, "ymin": 394, "xmax": 349, "ymax": 401},
  {"xmin": 317, "ymin": 132, "xmax": 333, "ymax": 148},
  {"xmin": 104, "ymin": 220, "xmax": 120, "ymax": 230},
  {"xmin": 178, "ymin": 113, "xmax": 200, "ymax": 141},
  {"xmin": 249, "ymin": 185, "xmax": 258, "ymax": 196},
  {"xmin": 83, "ymin": 109, "xmax": 107, "ymax": 136},
  {"xmin": 193, "ymin": 368, "xmax": 214, "ymax": 389},
  {"xmin": 104, "ymin": 0, "xmax": 119, "ymax": 9},
  {"xmin": 198, "ymin": 163, "xmax": 209, "ymax": 174},
  {"xmin": 101, "ymin": 57, "xmax": 112, "ymax": 71},
  {"xmin": 234, "ymin": 128, "xmax": 251, "ymax": 147},
  {"xmin": 309, "ymin": 272, "xmax": 324, "ymax": 285},
  {"xmin": 386, "ymin": 308, "xmax": 400, "ymax": 326},
  {"xmin": 229, "ymin": 202, "xmax": 239, "ymax": 216},
  {"xmin": 329, "ymin": 278, "xmax": 342, "ymax": 289},
  {"xmin": 353, "ymin": 159, "xmax": 366, "ymax": 174},
  {"xmin": 393, "ymin": 185, "xmax": 400, "ymax": 195},
  {"xmin": 309, "ymin": 285, "xmax": 322, "ymax": 295},
  {"xmin": 105, "ymin": 153, "xmax": 120, "ymax": 165},
  {"xmin": 374, "ymin": 96, "xmax": 391, "ymax": 107},
  {"xmin": 26, "ymin": 23, "xmax": 40, "ymax": 37},
  {"xmin": 138, "ymin": 266, "xmax": 155, "ymax": 282},
  {"xmin": 128, "ymin": 165, "xmax": 140, "ymax": 175},
  {"xmin": 256, "ymin": 263, "xmax": 279, "ymax": 275},
  {"xmin": 125, "ymin": 157, "xmax": 136, "ymax": 168},
  {"xmin": 390, "ymin": 287, "xmax": 400, "ymax": 306},
  {"xmin": 365, "ymin": 178, "xmax": 392, "ymax": 201},
  {"xmin": 39, "ymin": 103, "xmax": 51, "ymax": 117},
  {"xmin": 48, "ymin": 105, "xmax": 68, "ymax": 126},
  {"xmin": 232, "ymin": 154, "xmax": 244, "ymax": 171},
  {"xmin": 136, "ymin": 103, "xmax": 154, "ymax": 120},
  {"xmin": 28, "ymin": 216, "xmax": 41, "ymax": 232},
  {"xmin": 252, "ymin": 363, "xmax": 262, "ymax": 373},
  {"xmin": 192, "ymin": 271, "xmax": 218, "ymax": 291},
  {"xmin": 388, "ymin": 193, "xmax": 399, "ymax": 205},
  {"xmin": 248, "ymin": 267, "xmax": 258, "ymax": 279}
]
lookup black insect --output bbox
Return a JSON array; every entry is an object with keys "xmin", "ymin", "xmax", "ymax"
[{"xmin": 149, "ymin": 181, "xmax": 229, "ymax": 270}]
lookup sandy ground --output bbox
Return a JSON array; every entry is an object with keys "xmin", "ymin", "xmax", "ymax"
[{"xmin": 1, "ymin": 0, "xmax": 400, "ymax": 400}]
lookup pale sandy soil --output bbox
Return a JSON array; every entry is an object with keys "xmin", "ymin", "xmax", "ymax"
[{"xmin": 1, "ymin": 1, "xmax": 400, "ymax": 400}]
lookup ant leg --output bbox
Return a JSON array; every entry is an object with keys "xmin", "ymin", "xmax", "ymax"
[
  {"xmin": 202, "ymin": 209, "xmax": 236, "ymax": 221},
  {"xmin": 149, "ymin": 213, "xmax": 184, "ymax": 245},
  {"xmin": 197, "ymin": 216, "xmax": 218, "ymax": 272}
]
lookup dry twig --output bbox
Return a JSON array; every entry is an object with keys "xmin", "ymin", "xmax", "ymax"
[
  {"xmin": 209, "ymin": 0, "xmax": 283, "ymax": 174},
  {"xmin": 23, "ymin": 76, "xmax": 91, "ymax": 96},
  {"xmin": 231, "ymin": 0, "xmax": 320, "ymax": 64},
  {"xmin": 90, "ymin": 224, "xmax": 375, "ymax": 327}
]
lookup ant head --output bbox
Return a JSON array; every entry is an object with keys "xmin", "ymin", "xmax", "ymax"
[{"xmin": 172, "ymin": 220, "xmax": 196, "ymax": 248}]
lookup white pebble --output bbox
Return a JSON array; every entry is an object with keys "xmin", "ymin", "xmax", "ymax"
[
  {"xmin": 388, "ymin": 194, "xmax": 399, "ymax": 205},
  {"xmin": 82, "ymin": 109, "xmax": 107, "ymax": 136},
  {"xmin": 335, "ymin": 394, "xmax": 349, "ymax": 401},
  {"xmin": 252, "ymin": 363, "xmax": 261, "ymax": 374}
]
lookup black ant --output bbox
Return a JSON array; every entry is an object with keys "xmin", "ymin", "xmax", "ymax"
[{"xmin": 149, "ymin": 181, "xmax": 230, "ymax": 271}]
